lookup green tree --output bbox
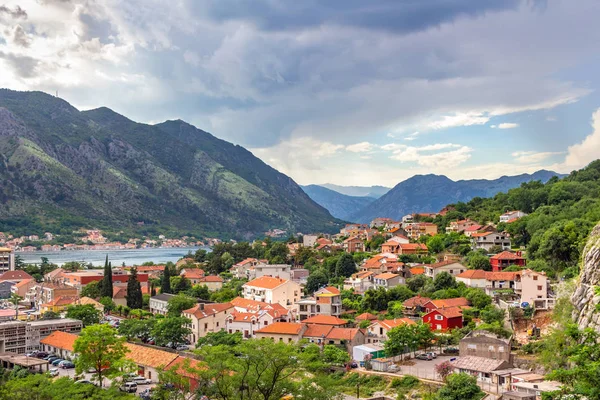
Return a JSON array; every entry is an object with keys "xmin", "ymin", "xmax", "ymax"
[
  {"xmin": 167, "ymin": 294, "xmax": 197, "ymax": 317},
  {"xmin": 170, "ymin": 276, "xmax": 192, "ymax": 294},
  {"xmin": 435, "ymin": 372, "xmax": 483, "ymax": 400},
  {"xmin": 407, "ymin": 274, "xmax": 429, "ymax": 292},
  {"xmin": 322, "ymin": 345, "xmax": 350, "ymax": 366},
  {"xmin": 385, "ymin": 324, "xmax": 413, "ymax": 360},
  {"xmin": 465, "ymin": 288, "xmax": 492, "ymax": 310},
  {"xmin": 118, "ymin": 318, "xmax": 155, "ymax": 341},
  {"xmin": 81, "ymin": 280, "xmax": 101, "ymax": 299},
  {"xmin": 196, "ymin": 331, "xmax": 243, "ymax": 348},
  {"xmin": 73, "ymin": 324, "xmax": 130, "ymax": 387},
  {"xmin": 161, "ymin": 263, "xmax": 172, "ymax": 294},
  {"xmin": 305, "ymin": 269, "xmax": 329, "ymax": 294},
  {"xmin": 65, "ymin": 304, "xmax": 101, "ymax": 326},
  {"xmin": 189, "ymin": 284, "xmax": 211, "ymax": 299},
  {"xmin": 480, "ymin": 305, "xmax": 505, "ymax": 324},
  {"xmin": 126, "ymin": 267, "xmax": 143, "ymax": 309},
  {"xmin": 433, "ymin": 272, "xmax": 456, "ymax": 291},
  {"xmin": 152, "ymin": 316, "xmax": 192, "ymax": 348},
  {"xmin": 335, "ymin": 253, "xmax": 357, "ymax": 278},
  {"xmin": 427, "ymin": 235, "xmax": 445, "ymax": 254},
  {"xmin": 99, "ymin": 296, "xmax": 116, "ymax": 313},
  {"xmin": 41, "ymin": 311, "xmax": 60, "ymax": 320},
  {"xmin": 100, "ymin": 256, "xmax": 113, "ymax": 298}
]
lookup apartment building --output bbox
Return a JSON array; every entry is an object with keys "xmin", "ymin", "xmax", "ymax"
[
  {"xmin": 242, "ymin": 276, "xmax": 302, "ymax": 308},
  {"xmin": 0, "ymin": 248, "xmax": 14, "ymax": 273},
  {"xmin": 471, "ymin": 232, "xmax": 511, "ymax": 252},
  {"xmin": 296, "ymin": 286, "xmax": 342, "ymax": 321},
  {"xmin": 182, "ymin": 302, "xmax": 233, "ymax": 344}
]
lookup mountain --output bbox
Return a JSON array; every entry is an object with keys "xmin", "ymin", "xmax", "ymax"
[
  {"xmin": 349, "ymin": 170, "xmax": 565, "ymax": 223},
  {"xmin": 0, "ymin": 89, "xmax": 341, "ymax": 239},
  {"xmin": 319, "ymin": 183, "xmax": 390, "ymax": 198},
  {"xmin": 301, "ymin": 185, "xmax": 376, "ymax": 220}
]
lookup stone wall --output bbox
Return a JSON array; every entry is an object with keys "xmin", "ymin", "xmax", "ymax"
[{"xmin": 572, "ymin": 223, "xmax": 600, "ymax": 331}]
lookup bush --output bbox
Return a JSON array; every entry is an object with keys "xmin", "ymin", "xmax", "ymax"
[{"xmin": 391, "ymin": 375, "xmax": 420, "ymax": 390}]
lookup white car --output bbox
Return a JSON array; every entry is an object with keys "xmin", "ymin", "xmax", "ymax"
[
  {"xmin": 49, "ymin": 368, "xmax": 59, "ymax": 377},
  {"xmin": 133, "ymin": 376, "xmax": 152, "ymax": 385},
  {"xmin": 387, "ymin": 364, "xmax": 399, "ymax": 373}
]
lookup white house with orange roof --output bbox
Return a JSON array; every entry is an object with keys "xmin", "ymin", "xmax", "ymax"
[
  {"xmin": 500, "ymin": 210, "xmax": 528, "ymax": 223},
  {"xmin": 226, "ymin": 303, "xmax": 291, "ymax": 339},
  {"xmin": 242, "ymin": 276, "xmax": 301, "ymax": 308},
  {"xmin": 366, "ymin": 318, "xmax": 416, "ymax": 344},
  {"xmin": 196, "ymin": 275, "xmax": 224, "ymax": 291},
  {"xmin": 180, "ymin": 268, "xmax": 205, "ymax": 285},
  {"xmin": 254, "ymin": 322, "xmax": 307, "ymax": 343},
  {"xmin": 456, "ymin": 270, "xmax": 488, "ymax": 288},
  {"xmin": 423, "ymin": 260, "xmax": 467, "ymax": 279},
  {"xmin": 373, "ymin": 272, "xmax": 403, "ymax": 289},
  {"xmin": 296, "ymin": 286, "xmax": 342, "ymax": 321},
  {"xmin": 343, "ymin": 271, "xmax": 375, "ymax": 293},
  {"xmin": 182, "ymin": 302, "xmax": 234, "ymax": 344},
  {"xmin": 229, "ymin": 258, "xmax": 259, "ymax": 278}
]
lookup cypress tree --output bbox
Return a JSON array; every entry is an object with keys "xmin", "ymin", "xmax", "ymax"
[
  {"xmin": 161, "ymin": 264, "xmax": 172, "ymax": 294},
  {"xmin": 100, "ymin": 255, "xmax": 113, "ymax": 298},
  {"xmin": 126, "ymin": 267, "xmax": 143, "ymax": 309}
]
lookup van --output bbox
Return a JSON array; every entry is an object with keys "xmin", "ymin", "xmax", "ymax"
[{"xmin": 120, "ymin": 382, "xmax": 138, "ymax": 393}]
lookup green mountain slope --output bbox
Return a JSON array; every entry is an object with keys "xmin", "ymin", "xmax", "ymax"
[{"xmin": 0, "ymin": 89, "xmax": 341, "ymax": 239}]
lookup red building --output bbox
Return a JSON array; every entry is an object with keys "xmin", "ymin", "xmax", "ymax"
[
  {"xmin": 422, "ymin": 307, "xmax": 464, "ymax": 331},
  {"xmin": 490, "ymin": 251, "xmax": 526, "ymax": 272}
]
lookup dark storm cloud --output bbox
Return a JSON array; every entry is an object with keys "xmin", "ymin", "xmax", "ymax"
[
  {"xmin": 0, "ymin": 51, "xmax": 39, "ymax": 78},
  {"xmin": 199, "ymin": 0, "xmax": 520, "ymax": 33},
  {"xmin": 79, "ymin": 12, "xmax": 118, "ymax": 44},
  {"xmin": 0, "ymin": 4, "xmax": 27, "ymax": 19}
]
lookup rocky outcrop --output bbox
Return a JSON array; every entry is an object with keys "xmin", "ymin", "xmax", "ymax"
[{"xmin": 572, "ymin": 223, "xmax": 600, "ymax": 331}]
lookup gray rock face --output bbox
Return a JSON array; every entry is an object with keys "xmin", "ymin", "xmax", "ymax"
[{"xmin": 572, "ymin": 223, "xmax": 600, "ymax": 331}]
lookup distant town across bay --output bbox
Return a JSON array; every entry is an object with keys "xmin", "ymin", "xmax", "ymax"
[{"xmin": 18, "ymin": 247, "xmax": 207, "ymax": 267}]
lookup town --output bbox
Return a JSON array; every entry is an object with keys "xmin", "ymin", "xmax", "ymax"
[{"xmin": 0, "ymin": 209, "xmax": 565, "ymax": 399}]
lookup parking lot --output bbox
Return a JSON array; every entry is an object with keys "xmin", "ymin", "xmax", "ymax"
[
  {"xmin": 52, "ymin": 366, "xmax": 156, "ymax": 396},
  {"xmin": 389, "ymin": 354, "xmax": 456, "ymax": 380}
]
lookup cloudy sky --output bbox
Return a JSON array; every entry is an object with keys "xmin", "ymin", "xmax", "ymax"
[{"xmin": 1, "ymin": 0, "xmax": 600, "ymax": 187}]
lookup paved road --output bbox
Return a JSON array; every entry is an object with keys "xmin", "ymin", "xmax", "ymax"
[{"xmin": 51, "ymin": 366, "xmax": 156, "ymax": 395}]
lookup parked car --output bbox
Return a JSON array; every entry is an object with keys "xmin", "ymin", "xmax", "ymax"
[
  {"xmin": 75, "ymin": 380, "xmax": 95, "ymax": 385},
  {"xmin": 120, "ymin": 382, "xmax": 138, "ymax": 393},
  {"xmin": 176, "ymin": 345, "xmax": 189, "ymax": 351},
  {"xmin": 426, "ymin": 352, "xmax": 437, "ymax": 359},
  {"xmin": 387, "ymin": 364, "xmax": 399, "ymax": 372},
  {"xmin": 49, "ymin": 368, "xmax": 59, "ymax": 377},
  {"xmin": 51, "ymin": 359, "xmax": 65, "ymax": 366},
  {"xmin": 59, "ymin": 361, "xmax": 75, "ymax": 369},
  {"xmin": 36, "ymin": 352, "xmax": 49, "ymax": 359},
  {"xmin": 133, "ymin": 376, "xmax": 152, "ymax": 385},
  {"xmin": 349, "ymin": 362, "xmax": 358, "ymax": 369},
  {"xmin": 416, "ymin": 353, "xmax": 433, "ymax": 361},
  {"xmin": 443, "ymin": 347, "xmax": 459, "ymax": 354},
  {"xmin": 46, "ymin": 356, "xmax": 59, "ymax": 362}
]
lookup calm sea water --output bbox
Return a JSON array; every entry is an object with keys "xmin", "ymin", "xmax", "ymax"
[{"xmin": 17, "ymin": 247, "xmax": 207, "ymax": 267}]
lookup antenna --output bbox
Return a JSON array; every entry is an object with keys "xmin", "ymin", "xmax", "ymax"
[{"xmin": 55, "ymin": 90, "xmax": 58, "ymax": 98}]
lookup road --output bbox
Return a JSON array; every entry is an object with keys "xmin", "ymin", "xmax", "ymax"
[{"xmin": 51, "ymin": 366, "xmax": 156, "ymax": 395}]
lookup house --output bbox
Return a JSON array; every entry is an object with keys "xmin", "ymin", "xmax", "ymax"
[
  {"xmin": 343, "ymin": 237, "xmax": 365, "ymax": 253},
  {"xmin": 366, "ymin": 318, "xmax": 415, "ymax": 344},
  {"xmin": 519, "ymin": 269, "xmax": 552, "ymax": 309},
  {"xmin": 402, "ymin": 295, "xmax": 431, "ymax": 316},
  {"xmin": 446, "ymin": 219, "xmax": 479, "ymax": 233},
  {"xmin": 423, "ymin": 261, "xmax": 467, "ymax": 279},
  {"xmin": 371, "ymin": 218, "xmax": 393, "ymax": 228},
  {"xmin": 510, "ymin": 381, "xmax": 563, "ymax": 399},
  {"xmin": 0, "ymin": 270, "xmax": 33, "ymax": 283},
  {"xmin": 26, "ymin": 318, "xmax": 83, "ymax": 351},
  {"xmin": 124, "ymin": 342, "xmax": 180, "ymax": 382},
  {"xmin": 361, "ymin": 254, "xmax": 399, "ymax": 274},
  {"xmin": 323, "ymin": 328, "xmax": 366, "ymax": 351},
  {"xmin": 451, "ymin": 356, "xmax": 511, "ymax": 383},
  {"xmin": 290, "ymin": 269, "xmax": 310, "ymax": 284},
  {"xmin": 296, "ymin": 286, "xmax": 342, "ymax": 321},
  {"xmin": 355, "ymin": 313, "xmax": 378, "ymax": 322},
  {"xmin": 380, "ymin": 236, "xmax": 410, "ymax": 253},
  {"xmin": 341, "ymin": 224, "xmax": 368, "ymax": 237},
  {"xmin": 250, "ymin": 264, "xmax": 292, "ymax": 280},
  {"xmin": 149, "ymin": 293, "xmax": 176, "ymax": 315},
  {"xmin": 196, "ymin": 275, "xmax": 224, "ymax": 291},
  {"xmin": 40, "ymin": 296, "xmax": 79, "ymax": 313},
  {"xmin": 303, "ymin": 235, "xmax": 318, "ymax": 248},
  {"xmin": 471, "ymin": 232, "xmax": 511, "ymax": 252},
  {"xmin": 409, "ymin": 266, "xmax": 425, "ymax": 276},
  {"xmin": 254, "ymin": 322, "xmax": 307, "ymax": 343},
  {"xmin": 230, "ymin": 258, "xmax": 259, "ymax": 278},
  {"xmin": 242, "ymin": 276, "xmax": 302, "ymax": 308},
  {"xmin": 485, "ymin": 271, "xmax": 520, "ymax": 294},
  {"xmin": 182, "ymin": 302, "xmax": 234, "ymax": 344},
  {"xmin": 490, "ymin": 251, "xmax": 526, "ymax": 272},
  {"xmin": 73, "ymin": 296, "xmax": 104, "ymax": 312},
  {"xmin": 301, "ymin": 315, "xmax": 347, "ymax": 327},
  {"xmin": 343, "ymin": 271, "xmax": 375, "ymax": 293},
  {"xmin": 0, "ymin": 247, "xmax": 15, "ymax": 273},
  {"xmin": 459, "ymin": 330, "xmax": 512, "ymax": 363},
  {"xmin": 456, "ymin": 270, "xmax": 488, "ymax": 289},
  {"xmin": 372, "ymin": 273, "xmax": 402, "ymax": 289},
  {"xmin": 397, "ymin": 243, "xmax": 428, "ymax": 255},
  {"xmin": 405, "ymin": 223, "xmax": 438, "ymax": 239},
  {"xmin": 180, "ymin": 268, "xmax": 205, "ymax": 285},
  {"xmin": 0, "ymin": 281, "xmax": 15, "ymax": 299},
  {"xmin": 40, "ymin": 330, "xmax": 76, "ymax": 360},
  {"xmin": 422, "ymin": 307, "xmax": 464, "ymax": 331},
  {"xmin": 302, "ymin": 324, "xmax": 334, "ymax": 345},
  {"xmin": 316, "ymin": 237, "xmax": 333, "ymax": 246},
  {"xmin": 226, "ymin": 303, "xmax": 291, "ymax": 339},
  {"xmin": 500, "ymin": 211, "xmax": 528, "ymax": 223},
  {"xmin": 423, "ymin": 297, "xmax": 469, "ymax": 313},
  {"xmin": 12, "ymin": 279, "xmax": 35, "ymax": 298}
]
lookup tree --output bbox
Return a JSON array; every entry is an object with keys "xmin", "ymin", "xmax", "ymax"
[
  {"xmin": 126, "ymin": 267, "xmax": 143, "ymax": 309},
  {"xmin": 65, "ymin": 304, "xmax": 101, "ymax": 326},
  {"xmin": 189, "ymin": 284, "xmax": 211, "ymax": 299},
  {"xmin": 99, "ymin": 296, "xmax": 116, "ymax": 313},
  {"xmin": 427, "ymin": 235, "xmax": 445, "ymax": 254},
  {"xmin": 433, "ymin": 272, "xmax": 456, "ymax": 291},
  {"xmin": 435, "ymin": 372, "xmax": 483, "ymax": 400},
  {"xmin": 167, "ymin": 294, "xmax": 197, "ymax": 317},
  {"xmin": 385, "ymin": 324, "xmax": 414, "ymax": 359},
  {"xmin": 435, "ymin": 361, "xmax": 454, "ymax": 381},
  {"xmin": 41, "ymin": 311, "xmax": 60, "ymax": 320},
  {"xmin": 196, "ymin": 331, "xmax": 243, "ymax": 348},
  {"xmin": 81, "ymin": 280, "xmax": 101, "ymax": 299},
  {"xmin": 480, "ymin": 305, "xmax": 505, "ymax": 324},
  {"xmin": 466, "ymin": 252, "xmax": 491, "ymax": 271},
  {"xmin": 170, "ymin": 276, "xmax": 192, "ymax": 294},
  {"xmin": 118, "ymin": 318, "xmax": 154, "ymax": 341},
  {"xmin": 152, "ymin": 316, "xmax": 192, "ymax": 348},
  {"xmin": 407, "ymin": 274, "xmax": 429, "ymax": 292},
  {"xmin": 100, "ymin": 256, "xmax": 113, "ymax": 298},
  {"xmin": 335, "ymin": 253, "xmax": 357, "ymax": 278},
  {"xmin": 73, "ymin": 324, "xmax": 130, "ymax": 387},
  {"xmin": 465, "ymin": 288, "xmax": 492, "ymax": 310},
  {"xmin": 322, "ymin": 345, "xmax": 350, "ymax": 366},
  {"xmin": 305, "ymin": 269, "xmax": 328, "ymax": 294},
  {"xmin": 161, "ymin": 263, "xmax": 172, "ymax": 294}
]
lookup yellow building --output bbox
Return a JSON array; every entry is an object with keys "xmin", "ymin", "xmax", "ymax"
[{"xmin": 0, "ymin": 248, "xmax": 14, "ymax": 273}]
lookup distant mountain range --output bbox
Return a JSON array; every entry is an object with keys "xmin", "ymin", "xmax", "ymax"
[
  {"xmin": 301, "ymin": 185, "xmax": 376, "ymax": 220},
  {"xmin": 0, "ymin": 89, "xmax": 341, "ymax": 239},
  {"xmin": 319, "ymin": 183, "xmax": 390, "ymax": 198},
  {"xmin": 347, "ymin": 171, "xmax": 564, "ymax": 223}
]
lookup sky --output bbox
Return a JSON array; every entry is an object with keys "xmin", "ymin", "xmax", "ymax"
[{"xmin": 1, "ymin": 0, "xmax": 600, "ymax": 187}]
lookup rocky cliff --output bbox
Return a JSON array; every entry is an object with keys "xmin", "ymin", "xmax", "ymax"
[{"xmin": 572, "ymin": 222, "xmax": 600, "ymax": 331}]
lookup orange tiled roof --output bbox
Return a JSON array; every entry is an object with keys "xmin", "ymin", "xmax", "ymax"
[
  {"xmin": 199, "ymin": 275, "xmax": 223, "ymax": 283},
  {"xmin": 303, "ymin": 324, "xmax": 333, "ymax": 338},
  {"xmin": 229, "ymin": 311, "xmax": 258, "ymax": 322},
  {"xmin": 471, "ymin": 232, "xmax": 494, "ymax": 238},
  {"xmin": 456, "ymin": 270, "xmax": 488, "ymax": 279},
  {"xmin": 183, "ymin": 302, "xmax": 233, "ymax": 319},
  {"xmin": 400, "ymin": 243, "xmax": 428, "ymax": 250},
  {"xmin": 302, "ymin": 315, "xmax": 347, "ymax": 326},
  {"xmin": 430, "ymin": 260, "xmax": 464, "ymax": 269},
  {"xmin": 485, "ymin": 271, "xmax": 519, "ymax": 281},
  {"xmin": 15, "ymin": 278, "xmax": 34, "ymax": 288},
  {"xmin": 165, "ymin": 356, "xmax": 205, "ymax": 378},
  {"xmin": 319, "ymin": 286, "xmax": 340, "ymax": 295},
  {"xmin": 255, "ymin": 322, "xmax": 305, "ymax": 335},
  {"xmin": 491, "ymin": 251, "xmax": 524, "ymax": 260},
  {"xmin": 182, "ymin": 268, "xmax": 205, "ymax": 279},
  {"xmin": 0, "ymin": 270, "xmax": 33, "ymax": 281},
  {"xmin": 409, "ymin": 267, "xmax": 425, "ymax": 275},
  {"xmin": 326, "ymin": 328, "xmax": 363, "ymax": 341},
  {"xmin": 230, "ymin": 297, "xmax": 268, "ymax": 312},
  {"xmin": 403, "ymin": 296, "xmax": 431, "ymax": 308},
  {"xmin": 244, "ymin": 276, "xmax": 288, "ymax": 290},
  {"xmin": 355, "ymin": 312, "xmax": 378, "ymax": 321},
  {"xmin": 427, "ymin": 297, "xmax": 469, "ymax": 309},
  {"xmin": 427, "ymin": 306, "xmax": 464, "ymax": 319},
  {"xmin": 124, "ymin": 343, "xmax": 179, "ymax": 369},
  {"xmin": 381, "ymin": 240, "xmax": 401, "ymax": 247},
  {"xmin": 40, "ymin": 331, "xmax": 76, "ymax": 351},
  {"xmin": 43, "ymin": 296, "xmax": 79, "ymax": 307},
  {"xmin": 374, "ymin": 272, "xmax": 399, "ymax": 280},
  {"xmin": 377, "ymin": 318, "xmax": 415, "ymax": 330},
  {"xmin": 235, "ymin": 258, "xmax": 258, "ymax": 266}
]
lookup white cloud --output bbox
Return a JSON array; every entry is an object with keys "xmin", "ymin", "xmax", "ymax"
[
  {"xmin": 426, "ymin": 112, "xmax": 490, "ymax": 130},
  {"xmin": 384, "ymin": 142, "xmax": 472, "ymax": 168},
  {"xmin": 493, "ymin": 122, "xmax": 519, "ymax": 129},
  {"xmin": 563, "ymin": 108, "xmax": 600, "ymax": 168},
  {"xmin": 346, "ymin": 142, "xmax": 375, "ymax": 153},
  {"xmin": 546, "ymin": 116, "xmax": 557, "ymax": 122},
  {"xmin": 511, "ymin": 150, "xmax": 563, "ymax": 163}
]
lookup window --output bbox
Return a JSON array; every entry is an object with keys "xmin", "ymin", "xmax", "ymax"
[
  {"xmin": 380, "ymin": 328, "xmax": 383, "ymax": 335},
  {"xmin": 216, "ymin": 322, "xmax": 219, "ymax": 327},
  {"xmin": 264, "ymin": 321, "xmax": 268, "ymax": 326},
  {"xmin": 467, "ymin": 344, "xmax": 477, "ymax": 350},
  {"xmin": 498, "ymin": 346, "xmax": 504, "ymax": 352},
  {"xmin": 434, "ymin": 315, "xmax": 444, "ymax": 321},
  {"xmin": 488, "ymin": 345, "xmax": 495, "ymax": 351},
  {"xmin": 450, "ymin": 270, "xmax": 454, "ymax": 274},
  {"xmin": 533, "ymin": 276, "xmax": 538, "ymax": 281},
  {"xmin": 537, "ymin": 285, "xmax": 543, "ymax": 291},
  {"xmin": 204, "ymin": 323, "xmax": 208, "ymax": 330}
]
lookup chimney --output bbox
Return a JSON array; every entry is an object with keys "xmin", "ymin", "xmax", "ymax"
[{"xmin": 200, "ymin": 303, "xmax": 205, "ymax": 310}]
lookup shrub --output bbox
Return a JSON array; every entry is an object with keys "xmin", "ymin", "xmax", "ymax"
[{"xmin": 391, "ymin": 375, "xmax": 420, "ymax": 390}]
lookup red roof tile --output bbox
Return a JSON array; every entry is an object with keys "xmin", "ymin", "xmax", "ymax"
[
  {"xmin": 456, "ymin": 270, "xmax": 487, "ymax": 279},
  {"xmin": 302, "ymin": 315, "xmax": 347, "ymax": 326},
  {"xmin": 255, "ymin": 322, "xmax": 305, "ymax": 335},
  {"xmin": 303, "ymin": 324, "xmax": 333, "ymax": 338},
  {"xmin": 427, "ymin": 297, "xmax": 469, "ymax": 309},
  {"xmin": 40, "ymin": 331, "xmax": 76, "ymax": 351},
  {"xmin": 326, "ymin": 328, "xmax": 363, "ymax": 340},
  {"xmin": 244, "ymin": 276, "xmax": 288, "ymax": 290},
  {"xmin": 490, "ymin": 251, "xmax": 524, "ymax": 260}
]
